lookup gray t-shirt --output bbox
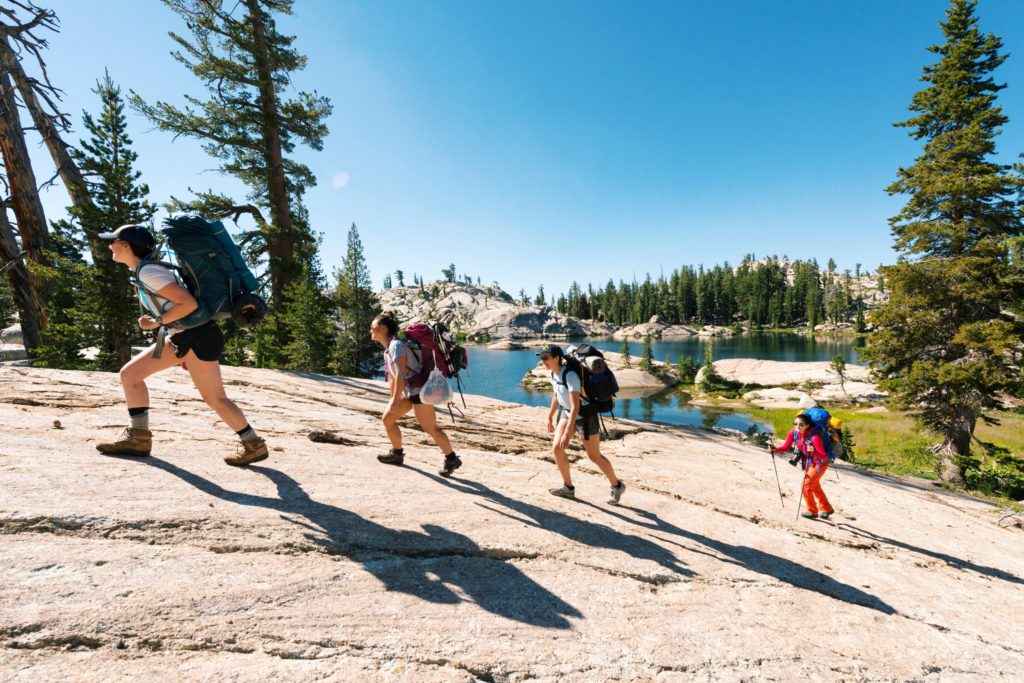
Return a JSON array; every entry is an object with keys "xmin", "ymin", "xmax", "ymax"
[
  {"xmin": 549, "ymin": 366, "xmax": 584, "ymax": 412},
  {"xmin": 385, "ymin": 338, "xmax": 423, "ymax": 398},
  {"xmin": 137, "ymin": 263, "xmax": 180, "ymax": 327}
]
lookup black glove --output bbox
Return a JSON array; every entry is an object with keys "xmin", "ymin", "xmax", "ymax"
[{"xmin": 789, "ymin": 455, "xmax": 800, "ymax": 467}]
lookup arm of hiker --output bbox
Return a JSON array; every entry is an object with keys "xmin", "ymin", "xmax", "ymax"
[
  {"xmin": 547, "ymin": 393, "xmax": 558, "ymax": 433},
  {"xmin": 139, "ymin": 282, "xmax": 198, "ymax": 330},
  {"xmin": 390, "ymin": 352, "xmax": 408, "ymax": 404},
  {"xmin": 557, "ymin": 391, "xmax": 581, "ymax": 449},
  {"xmin": 771, "ymin": 429, "xmax": 796, "ymax": 454}
]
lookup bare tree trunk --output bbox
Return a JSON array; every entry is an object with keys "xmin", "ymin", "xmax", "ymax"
[
  {"xmin": 245, "ymin": 0, "xmax": 294, "ymax": 305},
  {"xmin": 0, "ymin": 58, "xmax": 50, "ymax": 344},
  {"xmin": 0, "ymin": 38, "xmax": 104, "ymax": 263},
  {"xmin": 934, "ymin": 409, "xmax": 974, "ymax": 487},
  {"xmin": 0, "ymin": 205, "xmax": 42, "ymax": 349}
]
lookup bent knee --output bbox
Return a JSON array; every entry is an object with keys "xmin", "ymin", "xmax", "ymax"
[{"xmin": 120, "ymin": 367, "xmax": 143, "ymax": 387}]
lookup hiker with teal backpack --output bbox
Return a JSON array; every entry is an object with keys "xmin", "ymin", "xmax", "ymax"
[
  {"xmin": 539, "ymin": 344, "xmax": 625, "ymax": 505},
  {"xmin": 370, "ymin": 311, "xmax": 463, "ymax": 477},
  {"xmin": 769, "ymin": 411, "xmax": 835, "ymax": 520},
  {"xmin": 95, "ymin": 222, "xmax": 269, "ymax": 466}
]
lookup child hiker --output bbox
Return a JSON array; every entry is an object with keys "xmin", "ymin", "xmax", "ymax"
[
  {"xmin": 770, "ymin": 412, "xmax": 834, "ymax": 520},
  {"xmin": 370, "ymin": 311, "xmax": 462, "ymax": 477},
  {"xmin": 95, "ymin": 225, "xmax": 269, "ymax": 466},
  {"xmin": 539, "ymin": 344, "xmax": 625, "ymax": 504}
]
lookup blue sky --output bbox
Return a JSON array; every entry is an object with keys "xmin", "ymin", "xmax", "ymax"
[{"xmin": 28, "ymin": 0, "xmax": 1024, "ymax": 298}]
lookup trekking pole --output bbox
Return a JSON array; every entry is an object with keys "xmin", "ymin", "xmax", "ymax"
[
  {"xmin": 768, "ymin": 436, "xmax": 785, "ymax": 509},
  {"xmin": 795, "ymin": 465, "xmax": 808, "ymax": 521}
]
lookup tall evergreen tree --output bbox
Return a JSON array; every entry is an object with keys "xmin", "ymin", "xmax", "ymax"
[
  {"xmin": 130, "ymin": 0, "xmax": 331, "ymax": 305},
  {"xmin": 72, "ymin": 73, "xmax": 155, "ymax": 368},
  {"xmin": 862, "ymin": 0, "xmax": 1024, "ymax": 485},
  {"xmin": 280, "ymin": 259, "xmax": 333, "ymax": 372},
  {"xmin": 332, "ymin": 223, "xmax": 380, "ymax": 378}
]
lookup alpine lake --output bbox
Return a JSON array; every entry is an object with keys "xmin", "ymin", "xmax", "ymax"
[{"xmin": 454, "ymin": 333, "xmax": 864, "ymax": 434}]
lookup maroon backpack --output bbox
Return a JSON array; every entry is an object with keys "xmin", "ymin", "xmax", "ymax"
[{"xmin": 397, "ymin": 321, "xmax": 469, "ymax": 406}]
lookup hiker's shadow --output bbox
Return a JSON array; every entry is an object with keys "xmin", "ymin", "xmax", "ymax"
[
  {"xmin": 601, "ymin": 506, "xmax": 897, "ymax": 615},
  {"xmin": 835, "ymin": 523, "xmax": 1024, "ymax": 586},
  {"xmin": 417, "ymin": 470, "xmax": 694, "ymax": 580},
  {"xmin": 133, "ymin": 457, "xmax": 581, "ymax": 628}
]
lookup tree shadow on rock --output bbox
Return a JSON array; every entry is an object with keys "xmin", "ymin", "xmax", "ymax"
[
  {"xmin": 135, "ymin": 457, "xmax": 581, "ymax": 628},
  {"xmin": 597, "ymin": 506, "xmax": 897, "ymax": 615}
]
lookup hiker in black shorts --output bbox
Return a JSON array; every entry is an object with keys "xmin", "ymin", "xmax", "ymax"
[
  {"xmin": 94, "ymin": 225, "xmax": 269, "ymax": 466},
  {"xmin": 370, "ymin": 311, "xmax": 461, "ymax": 476},
  {"xmin": 539, "ymin": 344, "xmax": 625, "ymax": 504}
]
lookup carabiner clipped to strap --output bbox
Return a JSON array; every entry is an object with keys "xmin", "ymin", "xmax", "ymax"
[{"xmin": 151, "ymin": 327, "xmax": 168, "ymax": 359}]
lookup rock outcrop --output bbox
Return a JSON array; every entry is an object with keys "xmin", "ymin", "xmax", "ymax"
[
  {"xmin": 1, "ymin": 365, "xmax": 1021, "ymax": 680},
  {"xmin": 611, "ymin": 315, "xmax": 698, "ymax": 339},
  {"xmin": 694, "ymin": 358, "xmax": 886, "ymax": 405},
  {"xmin": 378, "ymin": 282, "xmax": 594, "ymax": 340}
]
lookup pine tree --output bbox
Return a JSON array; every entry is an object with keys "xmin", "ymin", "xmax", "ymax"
[
  {"xmin": 619, "ymin": 337, "xmax": 631, "ymax": 368},
  {"xmin": 862, "ymin": 0, "xmax": 1024, "ymax": 485},
  {"xmin": 394, "ymin": 270, "xmax": 405, "ymax": 287},
  {"xmin": 639, "ymin": 334, "xmax": 654, "ymax": 371},
  {"xmin": 73, "ymin": 73, "xmax": 155, "ymax": 368},
  {"xmin": 280, "ymin": 261, "xmax": 333, "ymax": 372},
  {"xmin": 130, "ymin": 0, "xmax": 332, "ymax": 305},
  {"xmin": 332, "ymin": 223, "xmax": 381, "ymax": 378}
]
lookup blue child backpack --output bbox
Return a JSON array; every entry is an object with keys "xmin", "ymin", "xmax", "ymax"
[{"xmin": 801, "ymin": 406, "xmax": 845, "ymax": 460}]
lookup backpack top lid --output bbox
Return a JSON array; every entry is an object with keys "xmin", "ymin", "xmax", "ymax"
[{"xmin": 799, "ymin": 406, "xmax": 843, "ymax": 457}]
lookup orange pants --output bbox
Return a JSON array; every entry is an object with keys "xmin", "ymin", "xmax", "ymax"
[{"xmin": 802, "ymin": 461, "xmax": 833, "ymax": 515}]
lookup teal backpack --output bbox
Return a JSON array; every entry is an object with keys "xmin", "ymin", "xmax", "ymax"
[{"xmin": 134, "ymin": 216, "xmax": 267, "ymax": 331}]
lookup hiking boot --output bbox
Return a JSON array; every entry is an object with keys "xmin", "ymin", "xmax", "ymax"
[
  {"xmin": 549, "ymin": 484, "xmax": 576, "ymax": 499},
  {"xmin": 801, "ymin": 512, "xmax": 818, "ymax": 520},
  {"xmin": 96, "ymin": 428, "xmax": 152, "ymax": 457},
  {"xmin": 439, "ymin": 454, "xmax": 462, "ymax": 477},
  {"xmin": 377, "ymin": 449, "xmax": 404, "ymax": 465},
  {"xmin": 819, "ymin": 511, "xmax": 834, "ymax": 520},
  {"xmin": 224, "ymin": 437, "xmax": 269, "ymax": 467},
  {"xmin": 608, "ymin": 480, "xmax": 626, "ymax": 505}
]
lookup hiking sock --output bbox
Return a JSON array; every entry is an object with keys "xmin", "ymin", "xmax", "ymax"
[
  {"xmin": 236, "ymin": 425, "xmax": 260, "ymax": 443},
  {"xmin": 391, "ymin": 448, "xmax": 405, "ymax": 456},
  {"xmin": 564, "ymin": 483, "xmax": 575, "ymax": 490},
  {"xmin": 128, "ymin": 407, "xmax": 149, "ymax": 432},
  {"xmin": 445, "ymin": 452, "xmax": 457, "ymax": 459}
]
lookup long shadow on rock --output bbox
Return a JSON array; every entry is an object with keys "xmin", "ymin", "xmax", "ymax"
[
  {"xmin": 835, "ymin": 523, "xmax": 1024, "ymax": 586},
  {"xmin": 415, "ymin": 469, "xmax": 694, "ymax": 580},
  {"xmin": 137, "ymin": 457, "xmax": 581, "ymax": 629},
  {"xmin": 595, "ymin": 506, "xmax": 897, "ymax": 615}
]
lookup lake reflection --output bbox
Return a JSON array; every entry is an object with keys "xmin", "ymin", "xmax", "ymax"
[{"xmin": 434, "ymin": 333, "xmax": 859, "ymax": 433}]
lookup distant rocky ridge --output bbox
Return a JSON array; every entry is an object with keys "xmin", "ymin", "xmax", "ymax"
[
  {"xmin": 377, "ymin": 282, "xmax": 809, "ymax": 342},
  {"xmin": 377, "ymin": 281, "xmax": 614, "ymax": 340}
]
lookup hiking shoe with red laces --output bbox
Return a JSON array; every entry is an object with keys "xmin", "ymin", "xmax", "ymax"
[
  {"xmin": 225, "ymin": 437, "xmax": 269, "ymax": 467},
  {"xmin": 96, "ymin": 428, "xmax": 152, "ymax": 457}
]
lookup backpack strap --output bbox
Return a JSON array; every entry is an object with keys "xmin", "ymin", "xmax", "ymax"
[{"xmin": 133, "ymin": 258, "xmax": 174, "ymax": 360}]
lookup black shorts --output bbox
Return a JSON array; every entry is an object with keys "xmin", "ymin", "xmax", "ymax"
[
  {"xmin": 408, "ymin": 394, "xmax": 422, "ymax": 405},
  {"xmin": 169, "ymin": 322, "xmax": 224, "ymax": 362},
  {"xmin": 557, "ymin": 408, "xmax": 600, "ymax": 440}
]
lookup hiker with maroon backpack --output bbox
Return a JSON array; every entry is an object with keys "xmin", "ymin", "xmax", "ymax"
[
  {"xmin": 769, "ymin": 412, "xmax": 835, "ymax": 520},
  {"xmin": 370, "ymin": 311, "xmax": 462, "ymax": 476}
]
